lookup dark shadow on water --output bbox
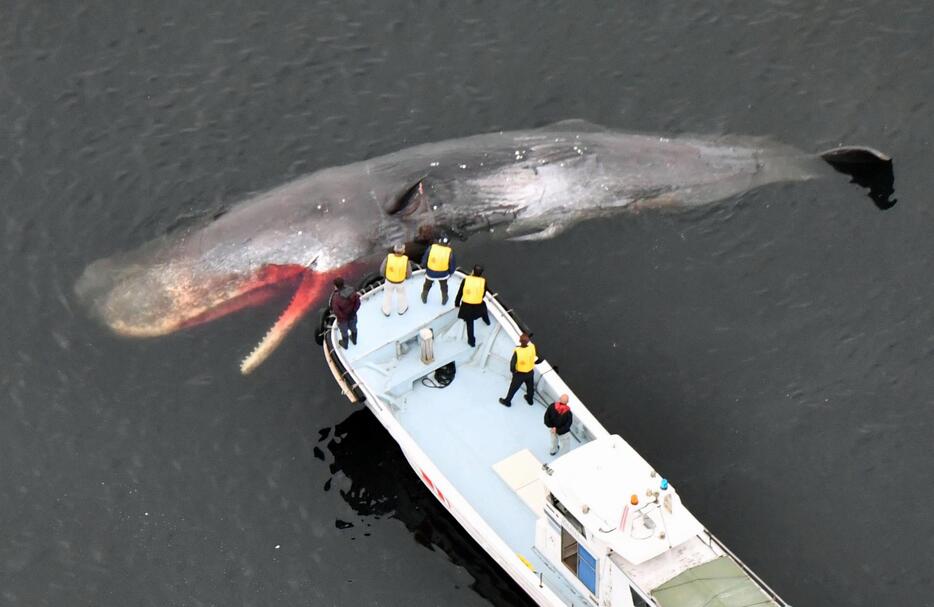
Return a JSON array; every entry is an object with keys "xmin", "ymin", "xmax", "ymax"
[{"xmin": 321, "ymin": 409, "xmax": 537, "ymax": 607}]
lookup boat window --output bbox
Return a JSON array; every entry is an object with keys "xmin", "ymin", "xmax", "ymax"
[
  {"xmin": 561, "ymin": 527, "xmax": 577, "ymax": 573},
  {"xmin": 560, "ymin": 527, "xmax": 597, "ymax": 595},
  {"xmin": 548, "ymin": 493, "xmax": 584, "ymax": 536}
]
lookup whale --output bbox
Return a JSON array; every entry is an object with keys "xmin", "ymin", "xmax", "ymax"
[{"xmin": 74, "ymin": 120, "xmax": 893, "ymax": 374}]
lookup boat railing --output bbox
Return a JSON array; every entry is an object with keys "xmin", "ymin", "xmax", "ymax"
[
  {"xmin": 321, "ymin": 326, "xmax": 368, "ymax": 403},
  {"xmin": 484, "ymin": 290, "xmax": 609, "ymax": 444},
  {"xmin": 319, "ymin": 267, "xmax": 406, "ymax": 403},
  {"xmin": 486, "ymin": 287, "xmax": 532, "ymax": 336},
  {"xmin": 705, "ymin": 531, "xmax": 791, "ymax": 606}
]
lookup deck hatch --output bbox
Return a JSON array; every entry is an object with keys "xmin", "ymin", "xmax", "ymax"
[{"xmin": 650, "ymin": 556, "xmax": 778, "ymax": 607}]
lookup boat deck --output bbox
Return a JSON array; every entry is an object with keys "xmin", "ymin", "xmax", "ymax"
[
  {"xmin": 397, "ymin": 365, "xmax": 590, "ymax": 604},
  {"xmin": 332, "ymin": 272, "xmax": 593, "ymax": 605}
]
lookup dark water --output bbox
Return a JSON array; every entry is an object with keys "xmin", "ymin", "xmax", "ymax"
[{"xmin": 2, "ymin": 2, "xmax": 933, "ymax": 605}]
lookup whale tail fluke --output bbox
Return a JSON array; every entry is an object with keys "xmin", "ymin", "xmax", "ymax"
[{"xmin": 820, "ymin": 146, "xmax": 896, "ymax": 210}]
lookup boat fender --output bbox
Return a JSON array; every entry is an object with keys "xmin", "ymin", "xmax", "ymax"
[
  {"xmin": 314, "ymin": 306, "xmax": 330, "ymax": 346},
  {"xmin": 357, "ymin": 272, "xmax": 385, "ymax": 292}
]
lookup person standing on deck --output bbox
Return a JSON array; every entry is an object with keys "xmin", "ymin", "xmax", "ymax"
[
  {"xmin": 380, "ymin": 243, "xmax": 412, "ymax": 316},
  {"xmin": 454, "ymin": 264, "xmax": 490, "ymax": 347},
  {"xmin": 328, "ymin": 277, "xmax": 360, "ymax": 349},
  {"xmin": 544, "ymin": 394, "xmax": 573, "ymax": 455},
  {"xmin": 420, "ymin": 235, "xmax": 456, "ymax": 305},
  {"xmin": 499, "ymin": 333, "xmax": 542, "ymax": 407}
]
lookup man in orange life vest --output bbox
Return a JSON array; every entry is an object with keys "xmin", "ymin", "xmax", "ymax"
[
  {"xmin": 380, "ymin": 243, "xmax": 413, "ymax": 316},
  {"xmin": 453, "ymin": 264, "xmax": 490, "ymax": 347},
  {"xmin": 499, "ymin": 333, "xmax": 542, "ymax": 407},
  {"xmin": 420, "ymin": 235, "xmax": 456, "ymax": 305}
]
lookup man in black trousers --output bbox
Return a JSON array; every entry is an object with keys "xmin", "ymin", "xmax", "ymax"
[
  {"xmin": 453, "ymin": 264, "xmax": 490, "ymax": 347},
  {"xmin": 499, "ymin": 333, "xmax": 541, "ymax": 407}
]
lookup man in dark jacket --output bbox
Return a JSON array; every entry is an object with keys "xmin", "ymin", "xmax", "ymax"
[
  {"xmin": 420, "ymin": 235, "xmax": 456, "ymax": 305},
  {"xmin": 544, "ymin": 394, "xmax": 573, "ymax": 456},
  {"xmin": 329, "ymin": 277, "xmax": 360, "ymax": 349},
  {"xmin": 453, "ymin": 264, "xmax": 490, "ymax": 347},
  {"xmin": 499, "ymin": 333, "xmax": 541, "ymax": 407}
]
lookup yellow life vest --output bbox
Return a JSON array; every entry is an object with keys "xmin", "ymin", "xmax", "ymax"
[
  {"xmin": 426, "ymin": 244, "xmax": 452, "ymax": 272},
  {"xmin": 462, "ymin": 276, "xmax": 486, "ymax": 304},
  {"xmin": 385, "ymin": 253, "xmax": 408, "ymax": 283},
  {"xmin": 514, "ymin": 344, "xmax": 537, "ymax": 373}
]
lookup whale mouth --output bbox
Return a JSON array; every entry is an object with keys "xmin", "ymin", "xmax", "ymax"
[
  {"xmin": 238, "ymin": 267, "xmax": 336, "ymax": 375},
  {"xmin": 820, "ymin": 146, "xmax": 896, "ymax": 210}
]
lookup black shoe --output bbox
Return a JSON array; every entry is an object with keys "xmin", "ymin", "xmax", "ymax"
[
  {"xmin": 525, "ymin": 396, "xmax": 534, "ymax": 405},
  {"xmin": 483, "ymin": 318, "xmax": 491, "ymax": 326},
  {"xmin": 468, "ymin": 339, "xmax": 476, "ymax": 347},
  {"xmin": 349, "ymin": 331, "xmax": 357, "ymax": 345},
  {"xmin": 498, "ymin": 398, "xmax": 511, "ymax": 407},
  {"xmin": 420, "ymin": 291, "xmax": 428, "ymax": 304},
  {"xmin": 441, "ymin": 294, "xmax": 449, "ymax": 306},
  {"xmin": 339, "ymin": 338, "xmax": 349, "ymax": 350}
]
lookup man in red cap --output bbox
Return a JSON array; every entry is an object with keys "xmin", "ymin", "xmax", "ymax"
[{"xmin": 544, "ymin": 394, "xmax": 573, "ymax": 456}]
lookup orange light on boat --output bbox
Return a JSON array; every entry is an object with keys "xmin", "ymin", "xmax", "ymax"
[{"xmin": 630, "ymin": 494, "xmax": 639, "ymax": 505}]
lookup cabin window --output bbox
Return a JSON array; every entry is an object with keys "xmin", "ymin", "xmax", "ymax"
[
  {"xmin": 560, "ymin": 528, "xmax": 597, "ymax": 595},
  {"xmin": 548, "ymin": 493, "xmax": 584, "ymax": 535}
]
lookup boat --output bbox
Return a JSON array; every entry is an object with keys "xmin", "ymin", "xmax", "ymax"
[{"xmin": 321, "ymin": 268, "xmax": 790, "ymax": 607}]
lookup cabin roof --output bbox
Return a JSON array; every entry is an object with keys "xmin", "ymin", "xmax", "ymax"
[{"xmin": 545, "ymin": 435, "xmax": 704, "ymax": 565}]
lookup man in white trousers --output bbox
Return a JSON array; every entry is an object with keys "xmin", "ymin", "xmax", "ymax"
[{"xmin": 380, "ymin": 243, "xmax": 412, "ymax": 316}]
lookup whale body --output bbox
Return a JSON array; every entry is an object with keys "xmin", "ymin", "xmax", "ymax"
[{"xmin": 75, "ymin": 120, "xmax": 893, "ymax": 373}]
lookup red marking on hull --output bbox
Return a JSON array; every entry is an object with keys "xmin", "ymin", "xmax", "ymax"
[{"xmin": 419, "ymin": 468, "xmax": 450, "ymax": 508}]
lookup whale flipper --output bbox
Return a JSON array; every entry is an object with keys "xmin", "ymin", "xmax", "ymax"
[
  {"xmin": 820, "ymin": 146, "xmax": 896, "ymax": 210},
  {"xmin": 506, "ymin": 224, "xmax": 565, "ymax": 242}
]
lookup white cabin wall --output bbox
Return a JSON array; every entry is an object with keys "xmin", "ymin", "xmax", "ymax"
[
  {"xmin": 601, "ymin": 557, "xmax": 637, "ymax": 607},
  {"xmin": 534, "ymin": 516, "xmax": 561, "ymax": 564}
]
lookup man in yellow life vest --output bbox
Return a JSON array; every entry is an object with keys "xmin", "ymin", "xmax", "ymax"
[
  {"xmin": 420, "ymin": 235, "xmax": 456, "ymax": 305},
  {"xmin": 499, "ymin": 333, "xmax": 541, "ymax": 407},
  {"xmin": 379, "ymin": 243, "xmax": 413, "ymax": 316},
  {"xmin": 453, "ymin": 264, "xmax": 491, "ymax": 347}
]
